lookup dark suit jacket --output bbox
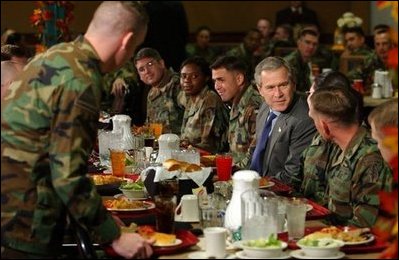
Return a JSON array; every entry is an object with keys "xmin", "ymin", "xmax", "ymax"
[
  {"xmin": 275, "ymin": 7, "xmax": 319, "ymax": 28},
  {"xmin": 255, "ymin": 94, "xmax": 316, "ymax": 190}
]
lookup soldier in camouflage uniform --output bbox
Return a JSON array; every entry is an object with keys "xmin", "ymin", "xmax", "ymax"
[
  {"xmin": 301, "ymin": 71, "xmax": 358, "ymax": 205},
  {"xmin": 1, "ymin": 2, "xmax": 153, "ymax": 258},
  {"xmin": 211, "ymin": 55, "xmax": 263, "ymax": 169},
  {"xmin": 178, "ymin": 56, "xmax": 229, "ymax": 154},
  {"xmin": 134, "ymin": 47, "xmax": 184, "ymax": 135},
  {"xmin": 284, "ymin": 29, "xmax": 319, "ymax": 93},
  {"xmin": 340, "ymin": 26, "xmax": 372, "ymax": 57},
  {"xmin": 102, "ymin": 59, "xmax": 149, "ymax": 126},
  {"xmin": 308, "ymin": 87, "xmax": 392, "ymax": 227},
  {"xmin": 185, "ymin": 26, "xmax": 221, "ymax": 65},
  {"xmin": 347, "ymin": 29, "xmax": 393, "ymax": 87},
  {"xmin": 227, "ymin": 29, "xmax": 265, "ymax": 81}
]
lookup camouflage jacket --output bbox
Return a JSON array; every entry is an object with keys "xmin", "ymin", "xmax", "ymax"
[
  {"xmin": 179, "ymin": 87, "xmax": 229, "ymax": 154},
  {"xmin": 229, "ymin": 84, "xmax": 263, "ymax": 168},
  {"xmin": 347, "ymin": 51, "xmax": 387, "ymax": 86},
  {"xmin": 146, "ymin": 69, "xmax": 185, "ymax": 135},
  {"xmin": 300, "ymin": 134, "xmax": 340, "ymax": 205},
  {"xmin": 1, "ymin": 37, "xmax": 120, "ymax": 255},
  {"xmin": 311, "ymin": 45, "xmax": 339, "ymax": 72},
  {"xmin": 284, "ymin": 50, "xmax": 311, "ymax": 93},
  {"xmin": 325, "ymin": 127, "xmax": 392, "ymax": 227}
]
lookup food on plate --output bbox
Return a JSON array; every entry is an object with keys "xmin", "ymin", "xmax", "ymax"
[
  {"xmin": 121, "ymin": 223, "xmax": 138, "ymax": 233},
  {"xmin": 298, "ymin": 238, "xmax": 343, "ymax": 247},
  {"xmin": 243, "ymin": 234, "xmax": 283, "ymax": 248},
  {"xmin": 119, "ymin": 180, "xmax": 145, "ymax": 190},
  {"xmin": 91, "ymin": 174, "xmax": 122, "ymax": 185},
  {"xmin": 163, "ymin": 159, "xmax": 202, "ymax": 172},
  {"xmin": 103, "ymin": 197, "xmax": 145, "ymax": 209},
  {"xmin": 259, "ymin": 177, "xmax": 269, "ymax": 187},
  {"xmin": 137, "ymin": 225, "xmax": 176, "ymax": 246},
  {"xmin": 304, "ymin": 226, "xmax": 369, "ymax": 242},
  {"xmin": 200, "ymin": 155, "xmax": 216, "ymax": 167}
]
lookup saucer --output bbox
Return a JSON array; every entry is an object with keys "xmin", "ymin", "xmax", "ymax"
[
  {"xmin": 188, "ymin": 251, "xmax": 234, "ymax": 259},
  {"xmin": 235, "ymin": 250, "xmax": 291, "ymax": 259},
  {"xmin": 174, "ymin": 216, "xmax": 199, "ymax": 222},
  {"xmin": 290, "ymin": 250, "xmax": 345, "ymax": 259}
]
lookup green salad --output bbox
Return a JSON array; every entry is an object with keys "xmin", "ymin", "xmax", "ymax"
[
  {"xmin": 244, "ymin": 234, "xmax": 282, "ymax": 248},
  {"xmin": 120, "ymin": 180, "xmax": 144, "ymax": 190},
  {"xmin": 299, "ymin": 238, "xmax": 340, "ymax": 247}
]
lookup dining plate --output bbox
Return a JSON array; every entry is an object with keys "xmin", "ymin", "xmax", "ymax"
[
  {"xmin": 259, "ymin": 181, "xmax": 275, "ymax": 189},
  {"xmin": 290, "ymin": 250, "xmax": 345, "ymax": 259},
  {"xmin": 306, "ymin": 204, "xmax": 313, "ymax": 212},
  {"xmin": 343, "ymin": 233, "xmax": 375, "ymax": 246},
  {"xmin": 154, "ymin": 239, "xmax": 182, "ymax": 247},
  {"xmin": 235, "ymin": 250, "xmax": 291, "ymax": 259},
  {"xmin": 105, "ymin": 201, "xmax": 155, "ymax": 212},
  {"xmin": 188, "ymin": 251, "xmax": 236, "ymax": 259}
]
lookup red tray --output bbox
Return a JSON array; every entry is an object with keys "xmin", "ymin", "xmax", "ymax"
[
  {"xmin": 104, "ymin": 229, "xmax": 199, "ymax": 257},
  {"xmin": 266, "ymin": 177, "xmax": 293, "ymax": 195},
  {"xmin": 278, "ymin": 226, "xmax": 389, "ymax": 254},
  {"xmin": 306, "ymin": 199, "xmax": 331, "ymax": 220}
]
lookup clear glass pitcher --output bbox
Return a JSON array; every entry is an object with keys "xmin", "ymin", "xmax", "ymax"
[{"xmin": 241, "ymin": 189, "xmax": 278, "ymax": 241}]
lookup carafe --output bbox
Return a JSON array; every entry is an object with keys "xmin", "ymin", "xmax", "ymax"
[
  {"xmin": 224, "ymin": 170, "xmax": 259, "ymax": 241},
  {"xmin": 112, "ymin": 114, "xmax": 135, "ymax": 150}
]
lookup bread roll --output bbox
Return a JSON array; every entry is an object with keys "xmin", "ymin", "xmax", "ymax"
[
  {"xmin": 152, "ymin": 232, "xmax": 177, "ymax": 246},
  {"xmin": 163, "ymin": 159, "xmax": 181, "ymax": 170},
  {"xmin": 185, "ymin": 164, "xmax": 202, "ymax": 172}
]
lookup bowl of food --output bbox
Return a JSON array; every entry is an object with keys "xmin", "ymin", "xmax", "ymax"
[
  {"xmin": 297, "ymin": 238, "xmax": 345, "ymax": 257},
  {"xmin": 239, "ymin": 235, "xmax": 287, "ymax": 258},
  {"xmin": 119, "ymin": 180, "xmax": 146, "ymax": 199}
]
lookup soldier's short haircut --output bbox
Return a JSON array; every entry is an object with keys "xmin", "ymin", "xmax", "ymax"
[
  {"xmin": 342, "ymin": 26, "xmax": 365, "ymax": 37},
  {"xmin": 254, "ymin": 56, "xmax": 296, "ymax": 86},
  {"xmin": 310, "ymin": 86, "xmax": 359, "ymax": 126},
  {"xmin": 368, "ymin": 98, "xmax": 398, "ymax": 137},
  {"xmin": 210, "ymin": 55, "xmax": 249, "ymax": 82},
  {"xmin": 134, "ymin": 47, "xmax": 162, "ymax": 64},
  {"xmin": 1, "ymin": 44, "xmax": 26, "ymax": 59},
  {"xmin": 180, "ymin": 56, "xmax": 211, "ymax": 78},
  {"xmin": 299, "ymin": 29, "xmax": 319, "ymax": 39}
]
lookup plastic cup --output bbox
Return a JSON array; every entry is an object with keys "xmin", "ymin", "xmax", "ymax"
[
  {"xmin": 286, "ymin": 197, "xmax": 307, "ymax": 241},
  {"xmin": 110, "ymin": 149, "xmax": 126, "ymax": 177},
  {"xmin": 150, "ymin": 123, "xmax": 163, "ymax": 139},
  {"xmin": 215, "ymin": 154, "xmax": 233, "ymax": 181}
]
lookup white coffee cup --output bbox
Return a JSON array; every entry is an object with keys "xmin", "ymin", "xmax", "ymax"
[
  {"xmin": 203, "ymin": 227, "xmax": 227, "ymax": 258},
  {"xmin": 175, "ymin": 194, "xmax": 199, "ymax": 222}
]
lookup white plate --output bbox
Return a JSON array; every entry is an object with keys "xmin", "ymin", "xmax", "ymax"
[
  {"xmin": 114, "ymin": 193, "xmax": 148, "ymax": 201},
  {"xmin": 154, "ymin": 238, "xmax": 182, "ymax": 247},
  {"xmin": 188, "ymin": 251, "xmax": 235, "ymax": 259},
  {"xmin": 235, "ymin": 250, "xmax": 291, "ymax": 259},
  {"xmin": 306, "ymin": 204, "xmax": 313, "ymax": 212},
  {"xmin": 343, "ymin": 233, "xmax": 375, "ymax": 246},
  {"xmin": 259, "ymin": 181, "xmax": 275, "ymax": 189},
  {"xmin": 106, "ymin": 201, "xmax": 155, "ymax": 211},
  {"xmin": 290, "ymin": 250, "xmax": 345, "ymax": 259}
]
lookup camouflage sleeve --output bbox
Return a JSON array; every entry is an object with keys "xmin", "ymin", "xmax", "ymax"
[
  {"xmin": 349, "ymin": 153, "xmax": 393, "ymax": 227},
  {"xmin": 50, "ymin": 81, "xmax": 119, "ymax": 244},
  {"xmin": 236, "ymin": 104, "xmax": 258, "ymax": 169}
]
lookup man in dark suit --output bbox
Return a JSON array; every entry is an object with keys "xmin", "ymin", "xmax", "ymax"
[
  {"xmin": 250, "ymin": 56, "xmax": 316, "ymax": 190},
  {"xmin": 275, "ymin": 1, "xmax": 319, "ymax": 29}
]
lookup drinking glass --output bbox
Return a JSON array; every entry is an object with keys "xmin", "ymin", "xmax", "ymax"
[
  {"xmin": 110, "ymin": 149, "xmax": 126, "ymax": 177},
  {"xmin": 286, "ymin": 197, "xmax": 307, "ymax": 241},
  {"xmin": 215, "ymin": 154, "xmax": 233, "ymax": 181},
  {"xmin": 150, "ymin": 123, "xmax": 163, "ymax": 140}
]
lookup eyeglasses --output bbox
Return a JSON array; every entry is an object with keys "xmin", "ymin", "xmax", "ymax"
[
  {"xmin": 137, "ymin": 60, "xmax": 156, "ymax": 73},
  {"xmin": 262, "ymin": 80, "xmax": 291, "ymax": 92},
  {"xmin": 305, "ymin": 91, "xmax": 312, "ymax": 96},
  {"xmin": 180, "ymin": 73, "xmax": 201, "ymax": 80}
]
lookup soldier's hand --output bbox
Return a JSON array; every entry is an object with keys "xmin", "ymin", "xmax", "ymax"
[
  {"xmin": 111, "ymin": 78, "xmax": 128, "ymax": 97},
  {"xmin": 111, "ymin": 232, "xmax": 154, "ymax": 259}
]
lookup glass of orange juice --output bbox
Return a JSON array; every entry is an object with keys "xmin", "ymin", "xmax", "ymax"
[
  {"xmin": 110, "ymin": 149, "xmax": 126, "ymax": 178},
  {"xmin": 150, "ymin": 123, "xmax": 163, "ymax": 139}
]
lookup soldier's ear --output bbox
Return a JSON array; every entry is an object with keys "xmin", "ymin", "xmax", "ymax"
[
  {"xmin": 235, "ymin": 72, "xmax": 244, "ymax": 86},
  {"xmin": 120, "ymin": 32, "xmax": 134, "ymax": 51}
]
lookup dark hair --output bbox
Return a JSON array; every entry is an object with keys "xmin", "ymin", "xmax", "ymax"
[
  {"xmin": 1, "ymin": 44, "xmax": 27, "ymax": 59},
  {"xmin": 342, "ymin": 26, "xmax": 365, "ymax": 37},
  {"xmin": 276, "ymin": 24, "xmax": 294, "ymax": 39},
  {"xmin": 314, "ymin": 71, "xmax": 364, "ymax": 124},
  {"xmin": 373, "ymin": 24, "xmax": 390, "ymax": 33},
  {"xmin": 5, "ymin": 32, "xmax": 22, "ymax": 45},
  {"xmin": 299, "ymin": 29, "xmax": 319, "ymax": 39},
  {"xmin": 210, "ymin": 55, "xmax": 249, "ymax": 82},
  {"xmin": 195, "ymin": 25, "xmax": 211, "ymax": 35},
  {"xmin": 134, "ymin": 47, "xmax": 162, "ymax": 64},
  {"xmin": 311, "ymin": 86, "xmax": 359, "ymax": 126},
  {"xmin": 180, "ymin": 56, "xmax": 211, "ymax": 78}
]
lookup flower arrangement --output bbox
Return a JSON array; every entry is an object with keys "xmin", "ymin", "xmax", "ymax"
[
  {"xmin": 336, "ymin": 12, "xmax": 363, "ymax": 29},
  {"xmin": 30, "ymin": 1, "xmax": 74, "ymax": 53}
]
